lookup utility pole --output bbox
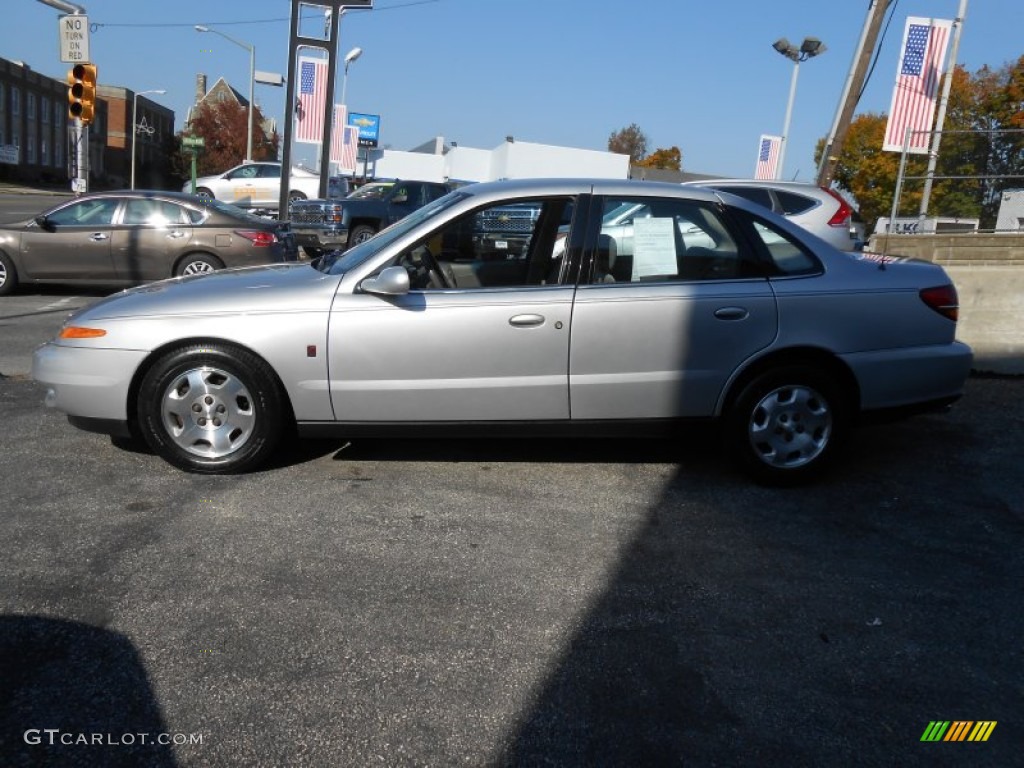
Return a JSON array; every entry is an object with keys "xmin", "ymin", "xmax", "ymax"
[{"xmin": 815, "ymin": 0, "xmax": 890, "ymax": 188}]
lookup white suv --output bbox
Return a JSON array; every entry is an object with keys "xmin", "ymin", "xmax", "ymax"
[{"xmin": 682, "ymin": 179, "xmax": 864, "ymax": 251}]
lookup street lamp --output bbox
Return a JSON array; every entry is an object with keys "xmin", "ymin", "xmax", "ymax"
[
  {"xmin": 340, "ymin": 46, "xmax": 362, "ymax": 108},
  {"xmin": 195, "ymin": 24, "xmax": 255, "ymax": 162},
  {"xmin": 130, "ymin": 89, "xmax": 165, "ymax": 189},
  {"xmin": 772, "ymin": 36, "xmax": 826, "ymax": 179}
]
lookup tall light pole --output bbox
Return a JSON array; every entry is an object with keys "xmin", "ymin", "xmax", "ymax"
[
  {"xmin": 340, "ymin": 46, "xmax": 362, "ymax": 108},
  {"xmin": 772, "ymin": 36, "xmax": 826, "ymax": 180},
  {"xmin": 130, "ymin": 89, "xmax": 165, "ymax": 189},
  {"xmin": 195, "ymin": 24, "xmax": 255, "ymax": 162}
]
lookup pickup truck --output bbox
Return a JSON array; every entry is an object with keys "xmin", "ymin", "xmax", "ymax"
[{"xmin": 289, "ymin": 179, "xmax": 455, "ymax": 256}]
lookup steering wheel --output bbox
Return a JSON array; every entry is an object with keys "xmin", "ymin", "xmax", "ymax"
[{"xmin": 407, "ymin": 245, "xmax": 448, "ymax": 289}]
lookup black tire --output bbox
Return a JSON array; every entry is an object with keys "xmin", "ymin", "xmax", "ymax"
[
  {"xmin": 0, "ymin": 250, "xmax": 17, "ymax": 296},
  {"xmin": 175, "ymin": 253, "xmax": 223, "ymax": 277},
  {"xmin": 350, "ymin": 224, "xmax": 377, "ymax": 246},
  {"xmin": 194, "ymin": 187, "xmax": 214, "ymax": 200},
  {"xmin": 289, "ymin": 191, "xmax": 306, "ymax": 202},
  {"xmin": 136, "ymin": 343, "xmax": 286, "ymax": 474},
  {"xmin": 303, "ymin": 246, "xmax": 323, "ymax": 259},
  {"xmin": 725, "ymin": 365, "xmax": 849, "ymax": 486}
]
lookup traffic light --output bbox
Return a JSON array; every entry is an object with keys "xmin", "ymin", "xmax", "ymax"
[{"xmin": 67, "ymin": 63, "xmax": 97, "ymax": 125}]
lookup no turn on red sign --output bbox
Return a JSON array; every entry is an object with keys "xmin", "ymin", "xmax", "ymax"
[{"xmin": 59, "ymin": 15, "xmax": 90, "ymax": 63}]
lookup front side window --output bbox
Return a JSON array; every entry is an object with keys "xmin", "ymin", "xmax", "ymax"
[
  {"xmin": 589, "ymin": 197, "xmax": 747, "ymax": 283},
  {"xmin": 229, "ymin": 165, "xmax": 261, "ymax": 180},
  {"xmin": 46, "ymin": 198, "xmax": 120, "ymax": 227},
  {"xmin": 384, "ymin": 197, "xmax": 575, "ymax": 290}
]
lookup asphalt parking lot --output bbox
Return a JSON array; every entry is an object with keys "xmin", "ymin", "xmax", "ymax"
[{"xmin": 1, "ymin": 350, "xmax": 1021, "ymax": 766}]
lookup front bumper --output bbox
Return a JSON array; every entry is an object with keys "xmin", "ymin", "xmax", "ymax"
[
  {"xmin": 293, "ymin": 229, "xmax": 349, "ymax": 249},
  {"xmin": 32, "ymin": 342, "xmax": 149, "ymax": 425}
]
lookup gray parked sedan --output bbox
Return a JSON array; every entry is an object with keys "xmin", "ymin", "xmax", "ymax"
[
  {"xmin": 0, "ymin": 190, "xmax": 297, "ymax": 295},
  {"xmin": 32, "ymin": 179, "xmax": 972, "ymax": 484}
]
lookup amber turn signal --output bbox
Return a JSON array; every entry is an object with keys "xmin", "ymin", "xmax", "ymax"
[{"xmin": 59, "ymin": 326, "xmax": 107, "ymax": 339}]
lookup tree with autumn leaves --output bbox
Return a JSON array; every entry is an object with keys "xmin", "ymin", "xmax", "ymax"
[
  {"xmin": 172, "ymin": 98, "xmax": 279, "ymax": 181},
  {"xmin": 820, "ymin": 55, "xmax": 1024, "ymax": 231},
  {"xmin": 608, "ymin": 124, "xmax": 682, "ymax": 170}
]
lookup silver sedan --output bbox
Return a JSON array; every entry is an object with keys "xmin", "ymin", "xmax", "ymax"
[{"xmin": 33, "ymin": 179, "xmax": 972, "ymax": 484}]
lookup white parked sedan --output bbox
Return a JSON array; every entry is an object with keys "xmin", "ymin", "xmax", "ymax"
[
  {"xmin": 34, "ymin": 179, "xmax": 972, "ymax": 484},
  {"xmin": 185, "ymin": 162, "xmax": 324, "ymax": 210}
]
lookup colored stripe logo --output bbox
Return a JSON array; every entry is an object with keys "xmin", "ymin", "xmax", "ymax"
[{"xmin": 921, "ymin": 721, "xmax": 997, "ymax": 742}]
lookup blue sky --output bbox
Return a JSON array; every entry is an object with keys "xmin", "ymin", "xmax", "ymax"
[{"xmin": 12, "ymin": 0, "xmax": 1022, "ymax": 179}]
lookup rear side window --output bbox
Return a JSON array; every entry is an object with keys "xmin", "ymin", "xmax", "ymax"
[
  {"xmin": 775, "ymin": 190, "xmax": 817, "ymax": 215},
  {"xmin": 589, "ymin": 197, "xmax": 749, "ymax": 283},
  {"xmin": 748, "ymin": 217, "xmax": 821, "ymax": 276},
  {"xmin": 715, "ymin": 186, "xmax": 773, "ymax": 210}
]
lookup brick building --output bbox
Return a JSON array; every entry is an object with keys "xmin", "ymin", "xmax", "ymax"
[{"xmin": 0, "ymin": 56, "xmax": 174, "ymax": 190}]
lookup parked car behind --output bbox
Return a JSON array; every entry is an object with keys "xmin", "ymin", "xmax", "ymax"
[
  {"xmin": 33, "ymin": 178, "xmax": 971, "ymax": 484},
  {"xmin": 0, "ymin": 190, "xmax": 297, "ymax": 295},
  {"xmin": 186, "ymin": 162, "xmax": 345, "ymax": 211},
  {"xmin": 289, "ymin": 179, "xmax": 455, "ymax": 256},
  {"xmin": 681, "ymin": 179, "xmax": 864, "ymax": 251}
]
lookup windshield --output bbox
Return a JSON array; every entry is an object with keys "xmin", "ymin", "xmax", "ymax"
[
  {"xmin": 347, "ymin": 182, "xmax": 394, "ymax": 200},
  {"xmin": 318, "ymin": 190, "xmax": 470, "ymax": 274}
]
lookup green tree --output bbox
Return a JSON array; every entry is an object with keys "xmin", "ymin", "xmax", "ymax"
[{"xmin": 608, "ymin": 123, "xmax": 648, "ymax": 163}]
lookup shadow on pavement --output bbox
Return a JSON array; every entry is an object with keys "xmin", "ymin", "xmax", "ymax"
[{"xmin": 0, "ymin": 615, "xmax": 178, "ymax": 767}]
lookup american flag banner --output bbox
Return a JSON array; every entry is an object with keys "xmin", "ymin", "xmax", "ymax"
[
  {"xmin": 882, "ymin": 17, "xmax": 952, "ymax": 153},
  {"xmin": 295, "ymin": 56, "xmax": 328, "ymax": 144},
  {"xmin": 754, "ymin": 135, "xmax": 781, "ymax": 180},
  {"xmin": 329, "ymin": 106, "xmax": 359, "ymax": 172}
]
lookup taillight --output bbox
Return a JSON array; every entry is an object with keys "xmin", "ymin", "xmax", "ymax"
[
  {"xmin": 235, "ymin": 230, "xmax": 277, "ymax": 247},
  {"xmin": 822, "ymin": 187, "xmax": 853, "ymax": 228},
  {"xmin": 920, "ymin": 285, "xmax": 959, "ymax": 321}
]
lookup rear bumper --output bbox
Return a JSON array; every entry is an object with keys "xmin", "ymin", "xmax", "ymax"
[{"xmin": 842, "ymin": 340, "xmax": 974, "ymax": 412}]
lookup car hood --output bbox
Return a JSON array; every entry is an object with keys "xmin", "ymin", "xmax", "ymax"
[{"xmin": 70, "ymin": 263, "xmax": 342, "ymax": 323}]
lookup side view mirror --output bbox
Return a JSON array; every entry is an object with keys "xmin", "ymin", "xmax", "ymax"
[
  {"xmin": 34, "ymin": 215, "xmax": 55, "ymax": 232},
  {"xmin": 360, "ymin": 265, "xmax": 410, "ymax": 296}
]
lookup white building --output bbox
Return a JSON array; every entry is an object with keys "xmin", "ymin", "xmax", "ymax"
[{"xmin": 355, "ymin": 136, "xmax": 631, "ymax": 183}]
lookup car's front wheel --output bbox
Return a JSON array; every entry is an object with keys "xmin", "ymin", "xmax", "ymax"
[
  {"xmin": 176, "ymin": 253, "xmax": 223, "ymax": 277},
  {"xmin": 726, "ymin": 365, "xmax": 848, "ymax": 485},
  {"xmin": 194, "ymin": 187, "xmax": 214, "ymax": 200},
  {"xmin": 136, "ymin": 344, "xmax": 286, "ymax": 473},
  {"xmin": 0, "ymin": 250, "xmax": 18, "ymax": 296}
]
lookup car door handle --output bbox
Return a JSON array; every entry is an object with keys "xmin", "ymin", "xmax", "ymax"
[
  {"xmin": 713, "ymin": 307, "xmax": 749, "ymax": 320},
  {"xmin": 89, "ymin": 233, "xmax": 109, "ymax": 242},
  {"xmin": 509, "ymin": 314, "xmax": 545, "ymax": 327},
  {"xmin": 167, "ymin": 230, "xmax": 187, "ymax": 239}
]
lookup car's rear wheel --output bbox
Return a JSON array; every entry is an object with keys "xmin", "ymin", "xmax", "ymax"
[
  {"xmin": 289, "ymin": 191, "xmax": 306, "ymax": 202},
  {"xmin": 726, "ymin": 365, "xmax": 848, "ymax": 485},
  {"xmin": 0, "ymin": 251, "xmax": 18, "ymax": 296},
  {"xmin": 303, "ymin": 246, "xmax": 323, "ymax": 259},
  {"xmin": 176, "ymin": 253, "xmax": 223, "ymax": 277},
  {"xmin": 194, "ymin": 187, "xmax": 214, "ymax": 200},
  {"xmin": 136, "ymin": 344, "xmax": 285, "ymax": 474},
  {"xmin": 350, "ymin": 224, "xmax": 377, "ymax": 245}
]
